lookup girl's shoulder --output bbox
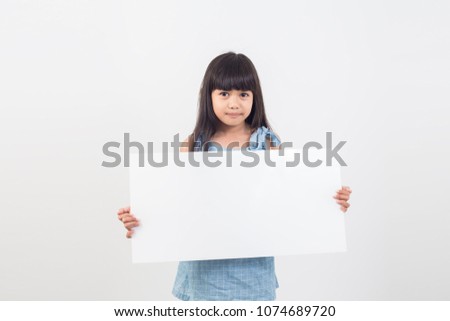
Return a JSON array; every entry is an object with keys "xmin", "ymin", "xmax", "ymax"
[
  {"xmin": 249, "ymin": 126, "xmax": 281, "ymax": 149},
  {"xmin": 180, "ymin": 137, "xmax": 190, "ymax": 152}
]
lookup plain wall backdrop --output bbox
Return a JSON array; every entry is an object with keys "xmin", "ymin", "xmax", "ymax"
[{"xmin": 0, "ymin": 0, "xmax": 449, "ymax": 300}]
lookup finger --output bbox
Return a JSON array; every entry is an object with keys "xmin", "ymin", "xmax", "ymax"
[
  {"xmin": 118, "ymin": 213, "xmax": 129, "ymax": 222},
  {"xmin": 121, "ymin": 215, "xmax": 137, "ymax": 223},
  {"xmin": 343, "ymin": 186, "xmax": 352, "ymax": 193},
  {"xmin": 336, "ymin": 200, "xmax": 350, "ymax": 208},
  {"xmin": 124, "ymin": 221, "xmax": 140, "ymax": 230},
  {"xmin": 120, "ymin": 214, "xmax": 138, "ymax": 223},
  {"xmin": 336, "ymin": 190, "xmax": 349, "ymax": 196},
  {"xmin": 340, "ymin": 206, "xmax": 347, "ymax": 213},
  {"xmin": 123, "ymin": 219, "xmax": 138, "ymax": 228},
  {"xmin": 118, "ymin": 207, "xmax": 132, "ymax": 215},
  {"xmin": 334, "ymin": 194, "xmax": 349, "ymax": 201},
  {"xmin": 339, "ymin": 201, "xmax": 350, "ymax": 208},
  {"xmin": 126, "ymin": 230, "xmax": 134, "ymax": 238},
  {"xmin": 333, "ymin": 192, "xmax": 349, "ymax": 198},
  {"xmin": 334, "ymin": 193, "xmax": 350, "ymax": 201}
]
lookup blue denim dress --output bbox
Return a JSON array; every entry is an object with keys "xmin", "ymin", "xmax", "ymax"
[{"xmin": 172, "ymin": 126, "xmax": 281, "ymax": 301}]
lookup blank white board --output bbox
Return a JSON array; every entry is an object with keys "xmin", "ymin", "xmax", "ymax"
[{"xmin": 130, "ymin": 149, "xmax": 346, "ymax": 263}]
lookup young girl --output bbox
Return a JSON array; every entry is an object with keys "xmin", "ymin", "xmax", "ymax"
[{"xmin": 117, "ymin": 52, "xmax": 352, "ymax": 300}]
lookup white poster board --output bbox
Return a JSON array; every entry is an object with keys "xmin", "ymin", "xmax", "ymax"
[{"xmin": 129, "ymin": 149, "xmax": 346, "ymax": 263}]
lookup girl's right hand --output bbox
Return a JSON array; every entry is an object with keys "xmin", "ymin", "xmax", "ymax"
[{"xmin": 117, "ymin": 206, "xmax": 140, "ymax": 238}]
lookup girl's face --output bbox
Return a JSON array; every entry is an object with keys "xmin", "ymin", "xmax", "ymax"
[{"xmin": 211, "ymin": 89, "xmax": 253, "ymax": 128}]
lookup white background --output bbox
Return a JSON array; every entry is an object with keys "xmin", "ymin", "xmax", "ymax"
[{"xmin": 0, "ymin": 0, "xmax": 449, "ymax": 300}]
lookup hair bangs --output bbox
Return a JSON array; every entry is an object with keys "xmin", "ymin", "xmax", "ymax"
[{"xmin": 209, "ymin": 56, "xmax": 257, "ymax": 92}]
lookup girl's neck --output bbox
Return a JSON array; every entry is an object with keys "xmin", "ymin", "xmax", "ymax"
[{"xmin": 215, "ymin": 122, "xmax": 252, "ymax": 138}]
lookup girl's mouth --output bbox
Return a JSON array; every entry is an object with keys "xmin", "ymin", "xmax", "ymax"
[{"xmin": 226, "ymin": 113, "xmax": 242, "ymax": 118}]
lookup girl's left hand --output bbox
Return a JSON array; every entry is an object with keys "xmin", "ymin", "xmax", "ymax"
[{"xmin": 333, "ymin": 186, "xmax": 352, "ymax": 213}]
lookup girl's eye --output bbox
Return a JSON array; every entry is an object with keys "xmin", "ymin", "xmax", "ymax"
[
  {"xmin": 219, "ymin": 92, "xmax": 229, "ymax": 97},
  {"xmin": 240, "ymin": 93, "xmax": 250, "ymax": 97}
]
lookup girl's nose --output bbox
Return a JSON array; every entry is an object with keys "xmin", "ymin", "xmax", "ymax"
[{"xmin": 228, "ymin": 94, "xmax": 239, "ymax": 109}]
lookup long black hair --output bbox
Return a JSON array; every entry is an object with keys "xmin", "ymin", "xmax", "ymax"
[{"xmin": 188, "ymin": 52, "xmax": 274, "ymax": 151}]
